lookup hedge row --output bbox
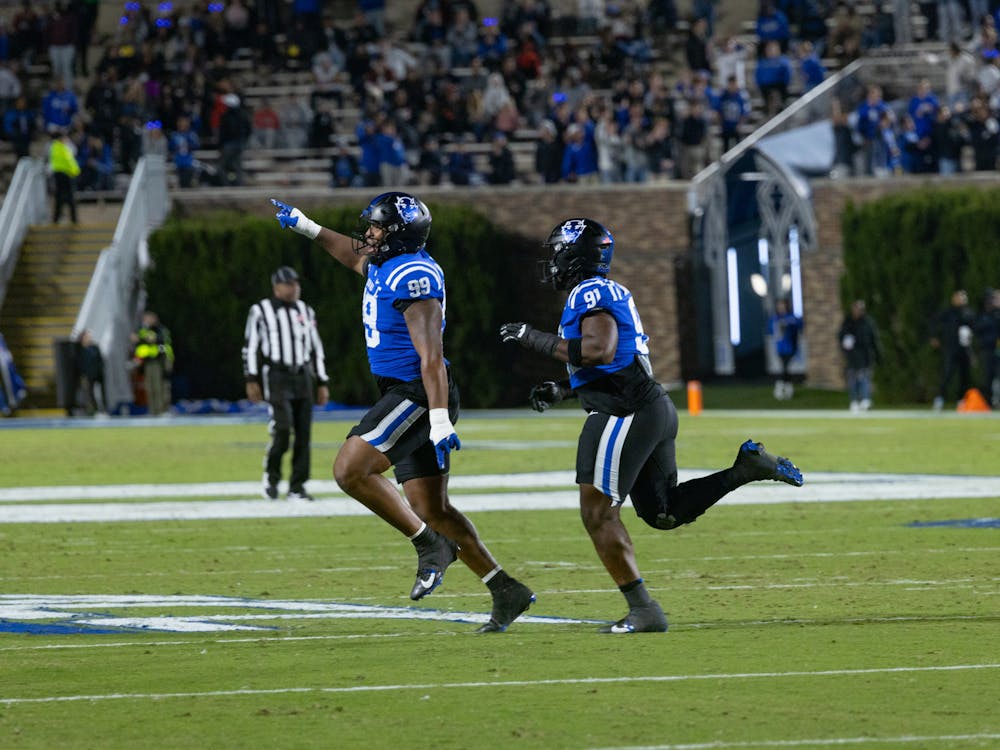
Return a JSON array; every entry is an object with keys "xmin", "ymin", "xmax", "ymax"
[
  {"xmin": 841, "ymin": 187, "xmax": 1000, "ymax": 403},
  {"xmin": 145, "ymin": 204, "xmax": 561, "ymax": 407}
]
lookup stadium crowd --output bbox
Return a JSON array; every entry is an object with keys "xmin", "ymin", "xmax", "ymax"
[{"xmin": 3, "ymin": 0, "xmax": 1000, "ymax": 192}]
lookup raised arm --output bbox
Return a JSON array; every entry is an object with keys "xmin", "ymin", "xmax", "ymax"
[{"xmin": 270, "ymin": 198, "xmax": 365, "ymax": 275}]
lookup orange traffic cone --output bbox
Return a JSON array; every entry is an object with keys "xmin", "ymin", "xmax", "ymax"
[{"xmin": 957, "ymin": 388, "xmax": 992, "ymax": 412}]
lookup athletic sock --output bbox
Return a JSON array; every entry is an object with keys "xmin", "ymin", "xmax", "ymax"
[
  {"xmin": 484, "ymin": 568, "xmax": 512, "ymax": 592},
  {"xmin": 408, "ymin": 522, "xmax": 428, "ymax": 541},
  {"xmin": 620, "ymin": 579, "xmax": 652, "ymax": 608}
]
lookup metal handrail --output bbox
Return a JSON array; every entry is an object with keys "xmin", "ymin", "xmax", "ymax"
[
  {"xmin": 0, "ymin": 157, "xmax": 48, "ymax": 312},
  {"xmin": 72, "ymin": 155, "xmax": 169, "ymax": 412}
]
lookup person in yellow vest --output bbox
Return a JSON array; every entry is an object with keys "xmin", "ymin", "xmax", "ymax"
[
  {"xmin": 131, "ymin": 310, "xmax": 174, "ymax": 415},
  {"xmin": 48, "ymin": 126, "xmax": 80, "ymax": 225}
]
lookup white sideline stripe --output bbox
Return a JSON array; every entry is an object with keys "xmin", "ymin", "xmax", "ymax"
[
  {"xmin": 1, "ymin": 663, "xmax": 997, "ymax": 705},
  {"xmin": 589, "ymin": 733, "xmax": 1000, "ymax": 749},
  {"xmin": 1, "ymin": 471, "xmax": 999, "ymax": 523}
]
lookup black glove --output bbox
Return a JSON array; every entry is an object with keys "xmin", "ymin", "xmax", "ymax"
[
  {"xmin": 529, "ymin": 381, "xmax": 566, "ymax": 412},
  {"xmin": 499, "ymin": 322, "xmax": 560, "ymax": 356}
]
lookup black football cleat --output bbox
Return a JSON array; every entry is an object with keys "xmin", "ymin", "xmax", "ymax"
[
  {"xmin": 409, "ymin": 528, "xmax": 459, "ymax": 601},
  {"xmin": 734, "ymin": 439, "xmax": 804, "ymax": 487},
  {"xmin": 598, "ymin": 600, "xmax": 669, "ymax": 634},
  {"xmin": 476, "ymin": 579, "xmax": 536, "ymax": 633}
]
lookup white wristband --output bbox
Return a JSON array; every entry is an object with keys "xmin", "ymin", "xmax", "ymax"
[
  {"xmin": 293, "ymin": 210, "xmax": 321, "ymax": 240},
  {"xmin": 428, "ymin": 408, "xmax": 451, "ymax": 428}
]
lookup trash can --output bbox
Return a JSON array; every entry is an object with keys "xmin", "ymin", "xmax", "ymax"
[{"xmin": 53, "ymin": 337, "xmax": 78, "ymax": 413}]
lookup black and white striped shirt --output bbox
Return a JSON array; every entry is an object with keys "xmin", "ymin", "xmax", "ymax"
[{"xmin": 243, "ymin": 298, "xmax": 328, "ymax": 385}]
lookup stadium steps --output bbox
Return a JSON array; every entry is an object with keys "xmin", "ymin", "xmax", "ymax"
[{"xmin": 1, "ymin": 223, "xmax": 115, "ymax": 406}]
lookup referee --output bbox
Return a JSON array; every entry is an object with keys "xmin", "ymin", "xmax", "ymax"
[{"xmin": 243, "ymin": 266, "xmax": 329, "ymax": 500}]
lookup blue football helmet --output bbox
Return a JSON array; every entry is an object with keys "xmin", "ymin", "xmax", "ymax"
[
  {"xmin": 353, "ymin": 192, "xmax": 432, "ymax": 265},
  {"xmin": 540, "ymin": 218, "xmax": 615, "ymax": 290}
]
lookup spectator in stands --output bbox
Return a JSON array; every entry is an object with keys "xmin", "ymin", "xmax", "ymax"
[
  {"xmin": 756, "ymin": 0, "xmax": 791, "ymax": 55},
  {"xmin": 678, "ymin": 99, "xmax": 710, "ymax": 178},
  {"xmin": 168, "ymin": 115, "xmax": 200, "ymax": 188},
  {"xmin": 377, "ymin": 119, "xmax": 410, "ymax": 186},
  {"xmin": 42, "ymin": 77, "xmax": 79, "ymax": 133},
  {"xmin": 715, "ymin": 36, "xmax": 748, "ymax": 90},
  {"xmin": 218, "ymin": 93, "xmax": 251, "ymax": 185},
  {"xmin": 620, "ymin": 102, "xmax": 650, "ymax": 183},
  {"xmin": 3, "ymin": 94, "xmax": 36, "ymax": 159},
  {"xmin": 830, "ymin": 98, "xmax": 858, "ymax": 178},
  {"xmin": 755, "ymin": 40, "xmax": 793, "ymax": 117},
  {"xmin": 308, "ymin": 100, "xmax": 334, "ymax": 148},
  {"xmin": 84, "ymin": 68, "xmax": 120, "ymax": 145},
  {"xmin": 330, "ymin": 137, "xmax": 362, "ymax": 188},
  {"xmin": 716, "ymin": 74, "xmax": 751, "ymax": 153},
  {"xmin": 892, "ymin": 0, "xmax": 913, "ymax": 46},
  {"xmin": 75, "ymin": 0, "xmax": 100, "ymax": 77},
  {"xmin": 78, "ymin": 132, "xmax": 115, "ymax": 191},
  {"xmin": 898, "ymin": 114, "xmax": 934, "ymax": 174},
  {"xmin": 594, "ymin": 103, "xmax": 624, "ymax": 183},
  {"xmin": 278, "ymin": 94, "xmax": 311, "ymax": 149},
  {"xmin": 797, "ymin": 41, "xmax": 826, "ymax": 92},
  {"xmin": 253, "ymin": 98, "xmax": 281, "ymax": 150},
  {"xmin": 946, "ymin": 42, "xmax": 976, "ymax": 108},
  {"xmin": 685, "ymin": 17, "xmax": 712, "ymax": 75},
  {"xmin": 477, "ymin": 15, "xmax": 508, "ymax": 70},
  {"xmin": 855, "ymin": 85, "xmax": 892, "ymax": 175},
  {"xmin": 966, "ymin": 96, "xmax": 999, "ymax": 171},
  {"xmin": 11, "ymin": 1, "xmax": 43, "ymax": 67},
  {"xmin": 908, "ymin": 79, "xmax": 940, "ymax": 140},
  {"xmin": 645, "ymin": 115, "xmax": 676, "ymax": 180},
  {"xmin": 447, "ymin": 133, "xmax": 479, "ymax": 185},
  {"xmin": 223, "ymin": 0, "xmax": 253, "ymax": 57},
  {"xmin": 117, "ymin": 78, "xmax": 146, "ymax": 174},
  {"xmin": 358, "ymin": 0, "xmax": 387, "ymax": 39},
  {"xmin": 937, "ymin": 0, "xmax": 964, "ymax": 43},
  {"xmin": 416, "ymin": 133, "xmax": 448, "ymax": 185},
  {"xmin": 561, "ymin": 120, "xmax": 599, "ymax": 184},
  {"xmin": 480, "ymin": 71, "xmax": 514, "ymax": 137},
  {"xmin": 534, "ymin": 118, "xmax": 563, "ymax": 183},
  {"xmin": 0, "ymin": 61, "xmax": 21, "ymax": 114},
  {"xmin": 487, "ymin": 130, "xmax": 516, "ymax": 184},
  {"xmin": 448, "ymin": 5, "xmax": 480, "ymax": 66},
  {"xmin": 931, "ymin": 104, "xmax": 967, "ymax": 175},
  {"xmin": 646, "ymin": 0, "xmax": 679, "ymax": 36},
  {"xmin": 875, "ymin": 109, "xmax": 902, "ymax": 176},
  {"xmin": 829, "ymin": 2, "xmax": 863, "ymax": 66},
  {"xmin": 46, "ymin": 2, "xmax": 77, "ymax": 89},
  {"xmin": 356, "ymin": 110, "xmax": 383, "ymax": 186}
]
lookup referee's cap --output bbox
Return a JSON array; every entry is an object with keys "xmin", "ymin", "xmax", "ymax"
[{"xmin": 271, "ymin": 266, "xmax": 300, "ymax": 285}]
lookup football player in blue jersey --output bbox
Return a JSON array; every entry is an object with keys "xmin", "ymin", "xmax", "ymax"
[
  {"xmin": 270, "ymin": 193, "xmax": 534, "ymax": 633},
  {"xmin": 501, "ymin": 218, "xmax": 804, "ymax": 634}
]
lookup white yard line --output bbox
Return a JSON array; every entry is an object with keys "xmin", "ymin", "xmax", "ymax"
[
  {"xmin": 589, "ymin": 732, "xmax": 1000, "ymax": 749},
  {"xmin": 1, "ymin": 663, "xmax": 997, "ymax": 704},
  {"xmin": 0, "ymin": 471, "xmax": 998, "ymax": 523}
]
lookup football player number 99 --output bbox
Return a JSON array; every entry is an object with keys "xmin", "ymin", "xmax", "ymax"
[
  {"xmin": 362, "ymin": 291, "xmax": 380, "ymax": 347},
  {"xmin": 407, "ymin": 276, "xmax": 431, "ymax": 298}
]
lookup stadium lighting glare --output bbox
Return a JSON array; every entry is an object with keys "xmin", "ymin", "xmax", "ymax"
[
  {"xmin": 751, "ymin": 273, "xmax": 768, "ymax": 297},
  {"xmin": 789, "ymin": 225, "xmax": 803, "ymax": 316},
  {"xmin": 757, "ymin": 237, "xmax": 769, "ymax": 267},
  {"xmin": 727, "ymin": 247, "xmax": 741, "ymax": 346}
]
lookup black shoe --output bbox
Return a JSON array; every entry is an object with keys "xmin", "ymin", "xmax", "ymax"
[
  {"xmin": 734, "ymin": 439, "xmax": 804, "ymax": 487},
  {"xmin": 475, "ymin": 579, "xmax": 536, "ymax": 633},
  {"xmin": 262, "ymin": 484, "xmax": 279, "ymax": 500},
  {"xmin": 409, "ymin": 529, "xmax": 459, "ymax": 601},
  {"xmin": 287, "ymin": 490, "xmax": 315, "ymax": 501},
  {"xmin": 598, "ymin": 600, "xmax": 668, "ymax": 634}
]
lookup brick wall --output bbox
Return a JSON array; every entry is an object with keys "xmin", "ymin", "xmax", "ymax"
[{"xmin": 176, "ymin": 175, "xmax": 997, "ymax": 391}]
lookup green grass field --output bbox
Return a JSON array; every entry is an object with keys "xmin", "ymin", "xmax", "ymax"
[{"xmin": 1, "ymin": 410, "xmax": 998, "ymax": 749}]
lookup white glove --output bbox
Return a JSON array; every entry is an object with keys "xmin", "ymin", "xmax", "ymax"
[
  {"xmin": 270, "ymin": 198, "xmax": 321, "ymax": 239},
  {"xmin": 428, "ymin": 408, "xmax": 461, "ymax": 470}
]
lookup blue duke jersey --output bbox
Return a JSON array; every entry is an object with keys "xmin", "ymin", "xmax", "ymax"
[
  {"xmin": 560, "ymin": 276, "xmax": 664, "ymax": 415},
  {"xmin": 362, "ymin": 249, "xmax": 448, "ymax": 382}
]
